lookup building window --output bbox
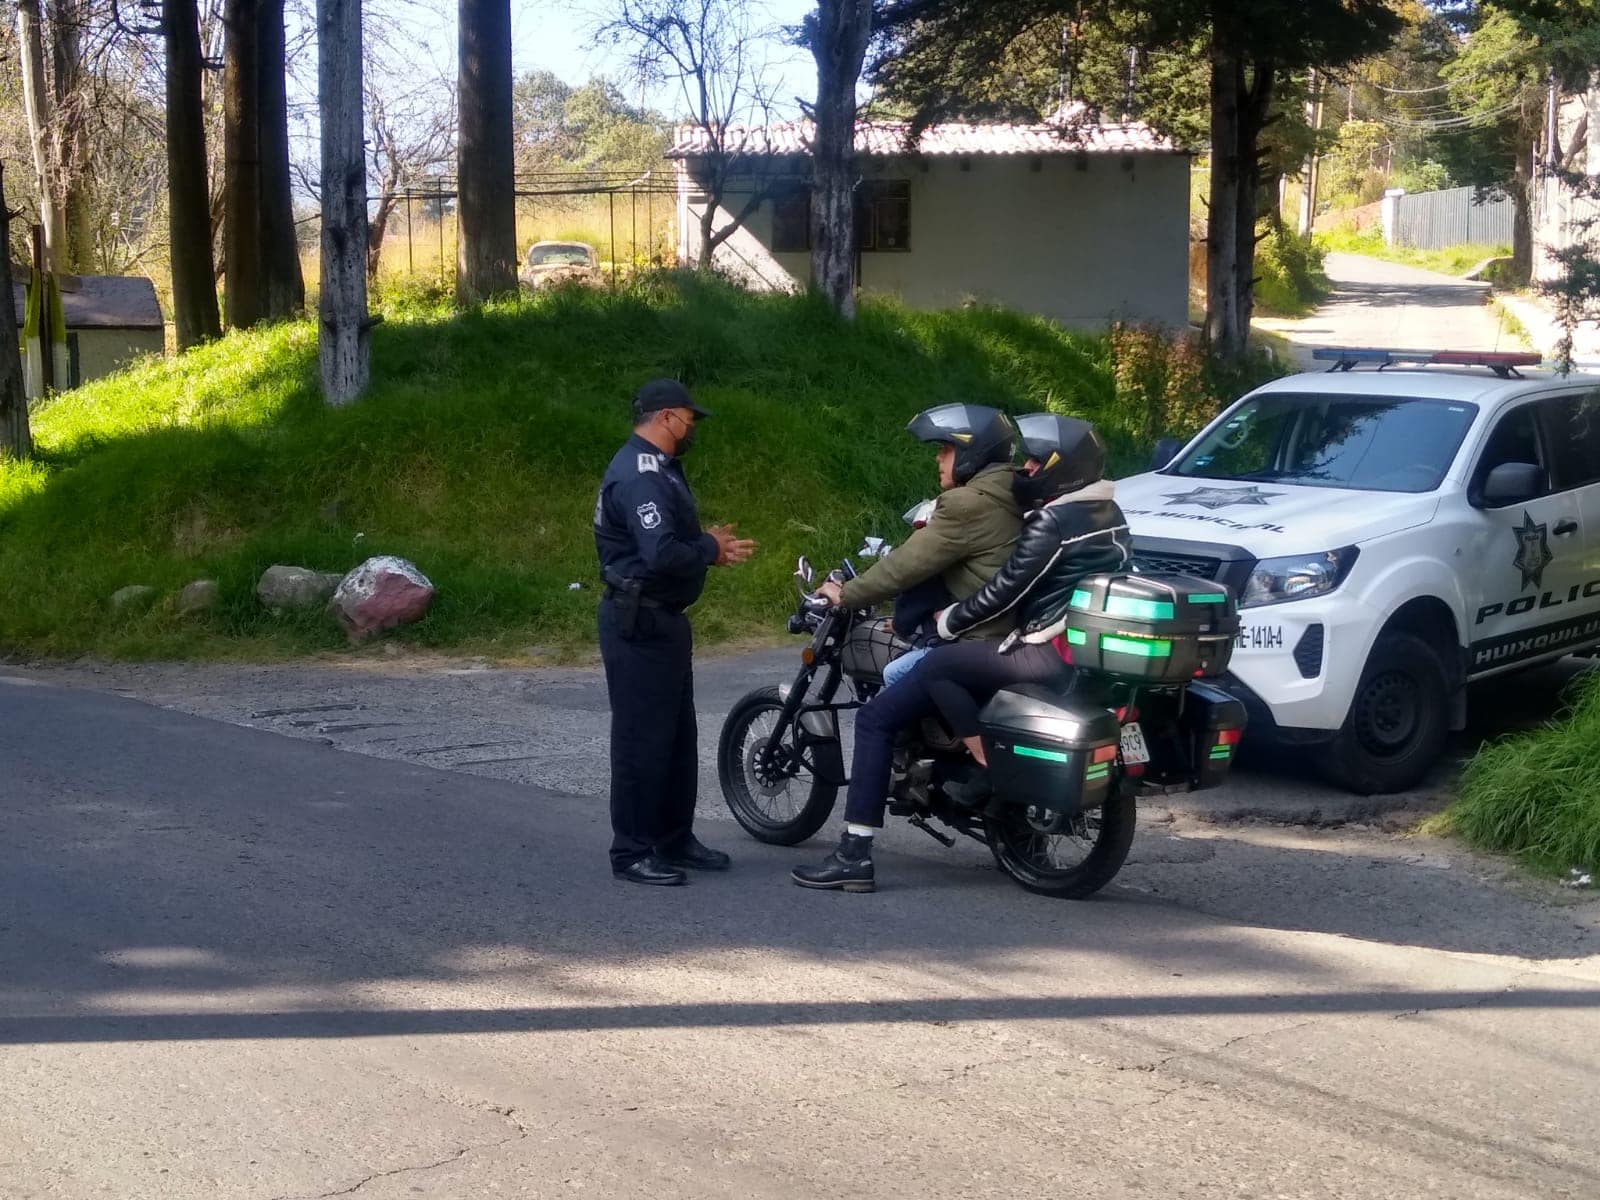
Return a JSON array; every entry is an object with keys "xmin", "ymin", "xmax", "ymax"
[
  {"xmin": 771, "ymin": 187, "xmax": 810, "ymax": 252},
  {"xmin": 771, "ymin": 179, "xmax": 912, "ymax": 253},
  {"xmin": 857, "ymin": 180, "xmax": 910, "ymax": 252}
]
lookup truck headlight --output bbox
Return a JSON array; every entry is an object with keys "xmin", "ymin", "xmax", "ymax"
[{"xmin": 1239, "ymin": 547, "xmax": 1360, "ymax": 609}]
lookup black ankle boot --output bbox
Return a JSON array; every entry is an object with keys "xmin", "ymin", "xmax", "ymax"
[
  {"xmin": 792, "ymin": 832, "xmax": 876, "ymax": 892},
  {"xmin": 943, "ymin": 762, "xmax": 992, "ymax": 809}
]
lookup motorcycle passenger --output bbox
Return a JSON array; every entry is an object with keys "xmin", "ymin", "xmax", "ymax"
[{"xmin": 793, "ymin": 414, "xmax": 1129, "ymax": 893}]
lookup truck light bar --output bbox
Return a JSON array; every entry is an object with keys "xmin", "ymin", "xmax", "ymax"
[{"xmin": 1312, "ymin": 347, "xmax": 1544, "ymax": 378}]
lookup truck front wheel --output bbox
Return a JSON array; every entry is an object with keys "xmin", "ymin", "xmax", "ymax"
[{"xmin": 1315, "ymin": 631, "xmax": 1450, "ymax": 795}]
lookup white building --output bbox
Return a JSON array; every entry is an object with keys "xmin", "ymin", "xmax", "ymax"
[{"xmin": 668, "ymin": 109, "xmax": 1191, "ymax": 329}]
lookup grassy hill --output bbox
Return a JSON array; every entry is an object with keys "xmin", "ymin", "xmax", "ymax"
[{"xmin": 0, "ymin": 274, "xmax": 1271, "ymax": 660}]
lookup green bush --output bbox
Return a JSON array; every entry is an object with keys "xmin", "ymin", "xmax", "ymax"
[
  {"xmin": 0, "ymin": 274, "xmax": 1277, "ymax": 660},
  {"xmin": 1253, "ymin": 225, "xmax": 1329, "ymax": 317},
  {"xmin": 1444, "ymin": 673, "xmax": 1600, "ymax": 874}
]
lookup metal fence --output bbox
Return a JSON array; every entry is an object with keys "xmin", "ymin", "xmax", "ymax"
[{"xmin": 1393, "ymin": 185, "xmax": 1514, "ymax": 250}]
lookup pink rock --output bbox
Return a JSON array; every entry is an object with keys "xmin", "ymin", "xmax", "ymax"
[{"xmin": 330, "ymin": 556, "xmax": 435, "ymax": 641}]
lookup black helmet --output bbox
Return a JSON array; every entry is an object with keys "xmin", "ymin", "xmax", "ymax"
[
  {"xmin": 1012, "ymin": 413, "xmax": 1107, "ymax": 507},
  {"xmin": 906, "ymin": 404, "xmax": 1016, "ymax": 485}
]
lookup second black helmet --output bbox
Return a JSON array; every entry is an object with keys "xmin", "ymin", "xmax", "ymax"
[
  {"xmin": 1012, "ymin": 413, "xmax": 1108, "ymax": 507},
  {"xmin": 905, "ymin": 404, "xmax": 1017, "ymax": 485}
]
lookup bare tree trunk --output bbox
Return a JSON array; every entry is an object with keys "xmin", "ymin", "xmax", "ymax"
[
  {"xmin": 368, "ymin": 170, "xmax": 400, "ymax": 279},
  {"xmin": 1232, "ymin": 63, "xmax": 1276, "ymax": 348},
  {"xmin": 0, "ymin": 167, "xmax": 33, "ymax": 461},
  {"xmin": 48, "ymin": 0, "xmax": 94, "ymax": 271},
  {"xmin": 1511, "ymin": 152, "xmax": 1534, "ymax": 287},
  {"xmin": 809, "ymin": 0, "xmax": 872, "ymax": 317},
  {"xmin": 167, "ymin": 0, "xmax": 223, "ymax": 349},
  {"xmin": 224, "ymin": 0, "xmax": 264, "ymax": 328},
  {"xmin": 318, "ymin": 0, "xmax": 370, "ymax": 403},
  {"xmin": 456, "ymin": 0, "xmax": 516, "ymax": 304},
  {"xmin": 258, "ymin": 0, "xmax": 304, "ymax": 318},
  {"xmin": 16, "ymin": 0, "xmax": 64, "ymax": 269},
  {"xmin": 1205, "ymin": 43, "xmax": 1245, "ymax": 361},
  {"xmin": 697, "ymin": 199, "xmax": 716, "ymax": 270}
]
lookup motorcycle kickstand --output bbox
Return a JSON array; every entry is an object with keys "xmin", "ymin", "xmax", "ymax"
[{"xmin": 908, "ymin": 814, "xmax": 956, "ymax": 847}]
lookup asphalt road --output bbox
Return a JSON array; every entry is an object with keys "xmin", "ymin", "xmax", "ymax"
[
  {"xmin": 4, "ymin": 673, "xmax": 1600, "ymax": 1198},
  {"xmin": 1255, "ymin": 252, "xmax": 1524, "ymax": 369}
]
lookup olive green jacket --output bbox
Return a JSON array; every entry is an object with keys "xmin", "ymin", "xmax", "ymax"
[{"xmin": 839, "ymin": 463, "xmax": 1023, "ymax": 641}]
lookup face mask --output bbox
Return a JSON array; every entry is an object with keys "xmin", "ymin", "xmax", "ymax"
[{"xmin": 674, "ymin": 423, "xmax": 697, "ymax": 456}]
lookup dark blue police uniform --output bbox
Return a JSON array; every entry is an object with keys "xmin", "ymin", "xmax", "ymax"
[{"xmin": 594, "ymin": 432, "xmax": 719, "ymax": 871}]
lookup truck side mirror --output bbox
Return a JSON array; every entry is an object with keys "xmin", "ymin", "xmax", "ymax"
[
  {"xmin": 1480, "ymin": 462, "xmax": 1544, "ymax": 507},
  {"xmin": 1150, "ymin": 437, "xmax": 1184, "ymax": 471}
]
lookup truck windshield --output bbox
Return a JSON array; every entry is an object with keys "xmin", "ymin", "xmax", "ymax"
[{"xmin": 1169, "ymin": 393, "xmax": 1479, "ymax": 493}]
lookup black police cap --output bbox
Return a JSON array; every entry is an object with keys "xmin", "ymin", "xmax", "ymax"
[{"xmin": 634, "ymin": 378, "xmax": 712, "ymax": 419}]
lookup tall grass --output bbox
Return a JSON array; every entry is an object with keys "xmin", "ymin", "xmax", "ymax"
[
  {"xmin": 1441, "ymin": 673, "xmax": 1600, "ymax": 873},
  {"xmin": 0, "ymin": 273, "xmax": 1275, "ymax": 660}
]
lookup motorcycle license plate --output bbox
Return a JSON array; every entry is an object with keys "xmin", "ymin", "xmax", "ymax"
[{"xmin": 1119, "ymin": 722, "xmax": 1151, "ymax": 765}]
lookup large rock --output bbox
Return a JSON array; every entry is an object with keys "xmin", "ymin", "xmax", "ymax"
[
  {"xmin": 110, "ymin": 585, "xmax": 157, "ymax": 612},
  {"xmin": 176, "ymin": 579, "xmax": 221, "ymax": 615},
  {"xmin": 256, "ymin": 565, "xmax": 343, "ymax": 614},
  {"xmin": 330, "ymin": 556, "xmax": 434, "ymax": 641}
]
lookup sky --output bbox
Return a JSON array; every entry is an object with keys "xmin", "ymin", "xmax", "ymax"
[{"xmin": 373, "ymin": 0, "xmax": 822, "ymax": 120}]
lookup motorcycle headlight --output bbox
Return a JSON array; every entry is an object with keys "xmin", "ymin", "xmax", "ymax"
[{"xmin": 1239, "ymin": 547, "xmax": 1359, "ymax": 609}]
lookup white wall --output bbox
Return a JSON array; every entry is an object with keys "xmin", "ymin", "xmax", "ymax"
[{"xmin": 679, "ymin": 152, "xmax": 1191, "ymax": 328}]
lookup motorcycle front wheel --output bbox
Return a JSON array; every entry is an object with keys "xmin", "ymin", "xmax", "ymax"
[
  {"xmin": 718, "ymin": 686, "xmax": 839, "ymax": 845},
  {"xmin": 982, "ymin": 787, "xmax": 1136, "ymax": 899}
]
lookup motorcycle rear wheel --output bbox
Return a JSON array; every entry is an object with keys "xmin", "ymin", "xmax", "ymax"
[
  {"xmin": 718, "ymin": 686, "xmax": 839, "ymax": 846},
  {"xmin": 982, "ymin": 787, "xmax": 1136, "ymax": 899}
]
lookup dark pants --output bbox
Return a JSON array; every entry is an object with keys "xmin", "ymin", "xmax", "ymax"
[
  {"xmin": 843, "ymin": 639, "xmax": 1071, "ymax": 828},
  {"xmin": 598, "ymin": 598, "xmax": 699, "ymax": 870}
]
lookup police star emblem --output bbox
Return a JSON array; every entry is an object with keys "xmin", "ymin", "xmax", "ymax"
[
  {"xmin": 636, "ymin": 501, "xmax": 662, "ymax": 530},
  {"xmin": 1512, "ymin": 511, "xmax": 1553, "ymax": 591},
  {"xmin": 1162, "ymin": 485, "xmax": 1283, "ymax": 510}
]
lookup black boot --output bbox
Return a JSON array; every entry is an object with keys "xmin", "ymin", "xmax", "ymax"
[
  {"xmin": 944, "ymin": 762, "xmax": 993, "ymax": 809},
  {"xmin": 792, "ymin": 832, "xmax": 876, "ymax": 893}
]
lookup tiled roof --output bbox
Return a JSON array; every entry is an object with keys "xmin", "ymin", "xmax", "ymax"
[{"xmin": 667, "ymin": 111, "xmax": 1181, "ymax": 159}]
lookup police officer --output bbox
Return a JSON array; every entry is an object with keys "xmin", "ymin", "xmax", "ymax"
[{"xmin": 595, "ymin": 379, "xmax": 756, "ymax": 885}]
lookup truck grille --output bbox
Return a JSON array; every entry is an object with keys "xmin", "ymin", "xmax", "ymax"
[{"xmin": 1131, "ymin": 551, "xmax": 1222, "ymax": 580}]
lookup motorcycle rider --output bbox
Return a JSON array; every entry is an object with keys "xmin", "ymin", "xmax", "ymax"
[
  {"xmin": 794, "ymin": 413, "xmax": 1129, "ymax": 893},
  {"xmin": 813, "ymin": 403, "xmax": 1022, "ymax": 639}
]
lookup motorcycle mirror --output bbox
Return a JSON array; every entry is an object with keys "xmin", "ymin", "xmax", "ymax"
[{"xmin": 794, "ymin": 555, "xmax": 815, "ymax": 586}]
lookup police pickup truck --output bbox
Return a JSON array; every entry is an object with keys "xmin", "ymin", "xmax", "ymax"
[{"xmin": 1117, "ymin": 348, "xmax": 1600, "ymax": 794}]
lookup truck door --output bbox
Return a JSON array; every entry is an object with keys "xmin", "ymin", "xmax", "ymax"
[
  {"xmin": 1539, "ymin": 386, "xmax": 1600, "ymax": 648},
  {"xmin": 1465, "ymin": 398, "xmax": 1595, "ymax": 675}
]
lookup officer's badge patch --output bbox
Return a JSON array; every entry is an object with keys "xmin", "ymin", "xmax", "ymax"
[
  {"xmin": 637, "ymin": 453, "xmax": 660, "ymax": 473},
  {"xmin": 636, "ymin": 501, "xmax": 662, "ymax": 530}
]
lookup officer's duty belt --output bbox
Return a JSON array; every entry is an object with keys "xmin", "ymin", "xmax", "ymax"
[{"xmin": 604, "ymin": 587, "xmax": 671, "ymax": 610}]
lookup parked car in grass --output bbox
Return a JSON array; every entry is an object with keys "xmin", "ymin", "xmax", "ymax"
[
  {"xmin": 519, "ymin": 241, "xmax": 602, "ymax": 290},
  {"xmin": 1117, "ymin": 347, "xmax": 1600, "ymax": 795}
]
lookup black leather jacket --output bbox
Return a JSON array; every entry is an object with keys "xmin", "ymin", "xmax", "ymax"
[{"xmin": 935, "ymin": 481, "xmax": 1131, "ymax": 648}]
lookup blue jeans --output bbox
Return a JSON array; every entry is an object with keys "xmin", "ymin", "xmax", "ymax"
[{"xmin": 881, "ymin": 646, "xmax": 930, "ymax": 687}]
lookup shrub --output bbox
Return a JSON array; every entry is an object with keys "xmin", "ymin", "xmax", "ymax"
[{"xmin": 1253, "ymin": 224, "xmax": 1329, "ymax": 317}]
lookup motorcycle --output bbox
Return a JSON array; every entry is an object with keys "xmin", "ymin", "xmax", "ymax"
[{"xmin": 717, "ymin": 530, "xmax": 1246, "ymax": 900}]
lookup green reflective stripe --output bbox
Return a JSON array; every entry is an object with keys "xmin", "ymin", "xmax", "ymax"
[
  {"xmin": 1106, "ymin": 596, "xmax": 1175, "ymax": 620},
  {"xmin": 1069, "ymin": 588, "xmax": 1093, "ymax": 610},
  {"xmin": 1101, "ymin": 634, "xmax": 1172, "ymax": 658},
  {"xmin": 1188, "ymin": 593, "xmax": 1227, "ymax": 604},
  {"xmin": 1209, "ymin": 747, "xmax": 1233, "ymax": 760},
  {"xmin": 1085, "ymin": 764, "xmax": 1111, "ymax": 780},
  {"xmin": 1066, "ymin": 628, "xmax": 1088, "ymax": 646},
  {"xmin": 1013, "ymin": 744, "xmax": 1070, "ymax": 763}
]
